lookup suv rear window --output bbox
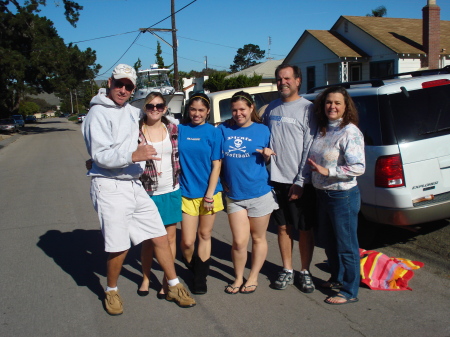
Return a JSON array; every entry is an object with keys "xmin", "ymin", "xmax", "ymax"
[
  {"xmin": 218, "ymin": 91, "xmax": 280, "ymax": 122},
  {"xmin": 351, "ymin": 96, "xmax": 384, "ymax": 146},
  {"xmin": 386, "ymin": 84, "xmax": 450, "ymax": 143}
]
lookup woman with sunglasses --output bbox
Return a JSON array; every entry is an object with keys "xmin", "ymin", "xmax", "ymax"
[
  {"xmin": 178, "ymin": 93, "xmax": 224, "ymax": 294},
  {"xmin": 218, "ymin": 91, "xmax": 278, "ymax": 294},
  {"xmin": 137, "ymin": 92, "xmax": 182, "ymax": 299}
]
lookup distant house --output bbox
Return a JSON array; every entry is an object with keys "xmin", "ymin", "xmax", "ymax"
[
  {"xmin": 284, "ymin": 1, "xmax": 450, "ymax": 92},
  {"xmin": 226, "ymin": 59, "xmax": 284, "ymax": 85}
]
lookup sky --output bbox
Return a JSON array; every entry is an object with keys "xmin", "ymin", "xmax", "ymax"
[{"xmin": 19, "ymin": 0, "xmax": 450, "ymax": 81}]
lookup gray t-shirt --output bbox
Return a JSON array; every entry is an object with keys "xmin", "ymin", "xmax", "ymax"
[{"xmin": 263, "ymin": 97, "xmax": 317, "ymax": 187}]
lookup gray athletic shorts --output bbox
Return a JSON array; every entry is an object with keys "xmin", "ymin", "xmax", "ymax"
[{"xmin": 226, "ymin": 190, "xmax": 279, "ymax": 217}]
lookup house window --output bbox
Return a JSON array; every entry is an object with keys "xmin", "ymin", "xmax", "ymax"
[
  {"xmin": 370, "ymin": 60, "xmax": 394, "ymax": 79},
  {"xmin": 307, "ymin": 66, "xmax": 316, "ymax": 91},
  {"xmin": 350, "ymin": 63, "xmax": 362, "ymax": 81}
]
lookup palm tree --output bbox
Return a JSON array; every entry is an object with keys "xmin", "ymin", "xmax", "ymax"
[{"xmin": 366, "ymin": 5, "xmax": 387, "ymax": 17}]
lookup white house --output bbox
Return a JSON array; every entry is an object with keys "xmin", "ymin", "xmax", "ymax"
[
  {"xmin": 226, "ymin": 59, "xmax": 284, "ymax": 85},
  {"xmin": 284, "ymin": 1, "xmax": 450, "ymax": 92}
]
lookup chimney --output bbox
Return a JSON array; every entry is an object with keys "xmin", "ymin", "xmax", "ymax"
[{"xmin": 422, "ymin": 0, "xmax": 441, "ymax": 69}]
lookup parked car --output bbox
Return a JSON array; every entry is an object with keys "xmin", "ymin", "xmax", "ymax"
[
  {"xmin": 206, "ymin": 85, "xmax": 279, "ymax": 125},
  {"xmin": 11, "ymin": 115, "xmax": 25, "ymax": 127},
  {"xmin": 302, "ymin": 67, "xmax": 450, "ymax": 226},
  {"xmin": 0, "ymin": 118, "xmax": 19, "ymax": 134},
  {"xmin": 77, "ymin": 114, "xmax": 86, "ymax": 123},
  {"xmin": 25, "ymin": 115, "xmax": 37, "ymax": 123}
]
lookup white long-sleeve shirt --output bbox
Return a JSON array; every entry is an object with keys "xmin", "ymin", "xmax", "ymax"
[{"xmin": 309, "ymin": 119, "xmax": 365, "ymax": 191}]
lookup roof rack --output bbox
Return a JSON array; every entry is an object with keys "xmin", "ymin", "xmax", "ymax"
[
  {"xmin": 306, "ymin": 66, "xmax": 450, "ymax": 94},
  {"xmin": 379, "ymin": 66, "xmax": 450, "ymax": 79},
  {"xmin": 307, "ymin": 80, "xmax": 384, "ymax": 93}
]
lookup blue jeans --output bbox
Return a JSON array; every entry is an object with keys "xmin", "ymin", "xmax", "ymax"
[{"xmin": 316, "ymin": 186, "xmax": 360, "ymax": 299}]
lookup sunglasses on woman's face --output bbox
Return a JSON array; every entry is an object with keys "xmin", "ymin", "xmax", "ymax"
[
  {"xmin": 113, "ymin": 80, "xmax": 135, "ymax": 92},
  {"xmin": 145, "ymin": 103, "xmax": 165, "ymax": 111}
]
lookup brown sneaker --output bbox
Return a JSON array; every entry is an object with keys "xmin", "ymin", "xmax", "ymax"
[
  {"xmin": 166, "ymin": 283, "xmax": 196, "ymax": 308},
  {"xmin": 104, "ymin": 290, "xmax": 123, "ymax": 315}
]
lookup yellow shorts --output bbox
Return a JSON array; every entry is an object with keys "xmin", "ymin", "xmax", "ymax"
[{"xmin": 182, "ymin": 192, "xmax": 224, "ymax": 216}]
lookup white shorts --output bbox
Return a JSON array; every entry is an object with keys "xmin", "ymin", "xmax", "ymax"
[{"xmin": 90, "ymin": 177, "xmax": 167, "ymax": 253}]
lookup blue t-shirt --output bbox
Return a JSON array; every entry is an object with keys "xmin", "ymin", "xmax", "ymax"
[
  {"xmin": 218, "ymin": 122, "xmax": 272, "ymax": 200},
  {"xmin": 178, "ymin": 123, "xmax": 223, "ymax": 198}
]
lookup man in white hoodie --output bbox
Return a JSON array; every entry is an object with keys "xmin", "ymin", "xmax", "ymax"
[{"xmin": 83, "ymin": 64, "xmax": 195, "ymax": 315}]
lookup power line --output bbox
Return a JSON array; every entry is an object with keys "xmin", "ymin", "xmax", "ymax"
[
  {"xmin": 97, "ymin": 32, "xmax": 143, "ymax": 77},
  {"xmin": 69, "ymin": 30, "xmax": 138, "ymax": 44},
  {"xmin": 135, "ymin": 43, "xmax": 228, "ymax": 70},
  {"xmin": 92, "ymin": 0, "xmax": 198, "ymax": 78}
]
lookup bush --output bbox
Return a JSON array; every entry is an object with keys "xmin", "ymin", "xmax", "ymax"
[
  {"xmin": 18, "ymin": 101, "xmax": 40, "ymax": 116},
  {"xmin": 204, "ymin": 72, "xmax": 262, "ymax": 92}
]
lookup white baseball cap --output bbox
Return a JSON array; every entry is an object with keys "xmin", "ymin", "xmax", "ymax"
[{"xmin": 112, "ymin": 64, "xmax": 137, "ymax": 86}]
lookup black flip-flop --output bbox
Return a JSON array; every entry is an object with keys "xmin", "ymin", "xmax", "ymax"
[
  {"xmin": 224, "ymin": 284, "xmax": 240, "ymax": 295},
  {"xmin": 325, "ymin": 294, "xmax": 359, "ymax": 305},
  {"xmin": 240, "ymin": 285, "xmax": 257, "ymax": 294}
]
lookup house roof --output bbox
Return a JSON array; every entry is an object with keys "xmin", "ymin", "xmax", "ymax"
[
  {"xmin": 226, "ymin": 59, "xmax": 284, "ymax": 79},
  {"xmin": 334, "ymin": 16, "xmax": 450, "ymax": 56},
  {"xmin": 307, "ymin": 30, "xmax": 369, "ymax": 58},
  {"xmin": 285, "ymin": 15, "xmax": 450, "ymax": 64}
]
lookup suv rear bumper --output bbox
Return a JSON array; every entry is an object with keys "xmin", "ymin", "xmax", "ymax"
[{"xmin": 362, "ymin": 191, "xmax": 450, "ymax": 226}]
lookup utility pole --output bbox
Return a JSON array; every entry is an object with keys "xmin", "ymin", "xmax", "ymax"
[
  {"xmin": 139, "ymin": 0, "xmax": 179, "ymax": 91},
  {"xmin": 171, "ymin": 0, "xmax": 179, "ymax": 91},
  {"xmin": 205, "ymin": 56, "xmax": 208, "ymax": 70},
  {"xmin": 69, "ymin": 89, "xmax": 74, "ymax": 115}
]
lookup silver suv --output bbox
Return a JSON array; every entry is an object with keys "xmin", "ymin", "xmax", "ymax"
[{"xmin": 303, "ymin": 67, "xmax": 450, "ymax": 226}]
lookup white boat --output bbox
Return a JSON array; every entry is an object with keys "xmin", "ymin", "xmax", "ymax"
[{"xmin": 131, "ymin": 64, "xmax": 184, "ymax": 120}]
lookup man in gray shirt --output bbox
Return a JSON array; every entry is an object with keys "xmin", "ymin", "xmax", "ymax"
[{"xmin": 263, "ymin": 64, "xmax": 317, "ymax": 293}]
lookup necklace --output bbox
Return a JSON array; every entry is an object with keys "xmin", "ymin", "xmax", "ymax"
[{"xmin": 143, "ymin": 123, "xmax": 166, "ymax": 176}]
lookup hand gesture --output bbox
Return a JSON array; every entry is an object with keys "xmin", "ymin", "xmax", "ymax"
[
  {"xmin": 256, "ymin": 147, "xmax": 276, "ymax": 163},
  {"xmin": 288, "ymin": 184, "xmax": 303, "ymax": 201},
  {"xmin": 132, "ymin": 142, "xmax": 161, "ymax": 163},
  {"xmin": 307, "ymin": 158, "xmax": 329, "ymax": 177}
]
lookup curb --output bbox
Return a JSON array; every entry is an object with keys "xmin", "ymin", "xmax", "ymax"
[{"xmin": 0, "ymin": 133, "xmax": 21, "ymax": 150}]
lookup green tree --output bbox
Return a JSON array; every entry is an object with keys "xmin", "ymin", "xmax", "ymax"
[
  {"xmin": 18, "ymin": 101, "xmax": 40, "ymax": 115},
  {"xmin": 23, "ymin": 96, "xmax": 52, "ymax": 113},
  {"xmin": 155, "ymin": 41, "xmax": 165, "ymax": 69},
  {"xmin": 0, "ymin": 1, "xmax": 100, "ymax": 116},
  {"xmin": 366, "ymin": 5, "xmax": 387, "ymax": 17},
  {"xmin": 230, "ymin": 44, "xmax": 265, "ymax": 73},
  {"xmin": 1, "ymin": 0, "xmax": 83, "ymax": 27},
  {"xmin": 133, "ymin": 58, "xmax": 142, "ymax": 73},
  {"xmin": 203, "ymin": 72, "xmax": 262, "ymax": 92}
]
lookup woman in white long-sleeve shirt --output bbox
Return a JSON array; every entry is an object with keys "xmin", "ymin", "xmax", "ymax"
[{"xmin": 307, "ymin": 86, "xmax": 365, "ymax": 305}]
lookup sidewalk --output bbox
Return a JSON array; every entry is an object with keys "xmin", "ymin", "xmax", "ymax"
[{"xmin": 0, "ymin": 133, "xmax": 20, "ymax": 149}]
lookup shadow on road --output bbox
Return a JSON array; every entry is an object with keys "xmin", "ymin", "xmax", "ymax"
[
  {"xmin": 357, "ymin": 218, "xmax": 449, "ymax": 249},
  {"xmin": 37, "ymin": 229, "xmax": 108, "ymax": 299},
  {"xmin": 37, "ymin": 226, "xmax": 284, "ymax": 297},
  {"xmin": 21, "ymin": 125, "xmax": 76, "ymax": 135}
]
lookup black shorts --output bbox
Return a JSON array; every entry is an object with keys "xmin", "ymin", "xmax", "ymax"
[{"xmin": 271, "ymin": 182, "xmax": 316, "ymax": 231}]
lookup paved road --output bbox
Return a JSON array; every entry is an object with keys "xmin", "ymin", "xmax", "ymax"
[{"xmin": 0, "ymin": 119, "xmax": 449, "ymax": 337}]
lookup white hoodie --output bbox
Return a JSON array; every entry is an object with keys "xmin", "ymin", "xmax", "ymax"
[{"xmin": 82, "ymin": 91, "xmax": 143, "ymax": 179}]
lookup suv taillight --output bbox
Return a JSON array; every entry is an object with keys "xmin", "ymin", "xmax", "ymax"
[
  {"xmin": 422, "ymin": 79, "xmax": 450, "ymax": 88},
  {"xmin": 375, "ymin": 154, "xmax": 405, "ymax": 188}
]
